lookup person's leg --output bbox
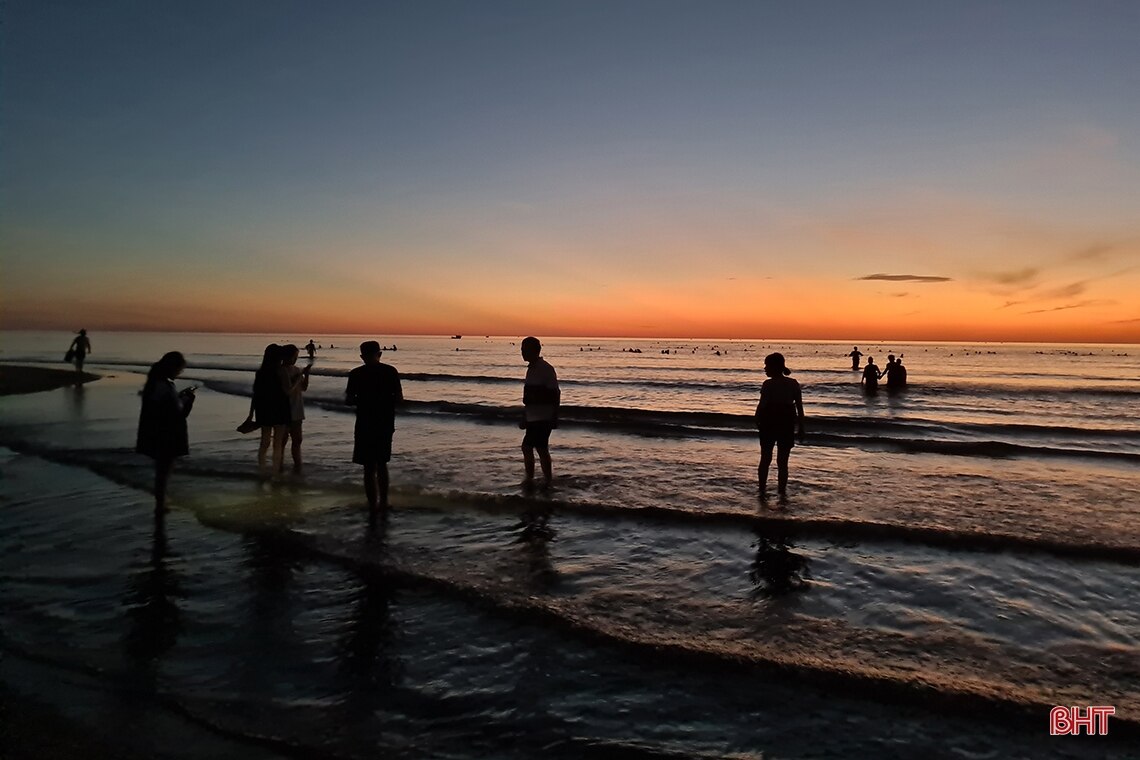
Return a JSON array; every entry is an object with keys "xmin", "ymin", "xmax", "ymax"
[
  {"xmin": 758, "ymin": 440, "xmax": 774, "ymax": 494},
  {"xmin": 377, "ymin": 463, "xmax": 390, "ymax": 510},
  {"xmin": 289, "ymin": 422, "xmax": 303, "ymax": 472},
  {"xmin": 522, "ymin": 443, "xmax": 536, "ymax": 482},
  {"xmin": 776, "ymin": 442, "xmax": 792, "ymax": 494},
  {"xmin": 258, "ymin": 427, "xmax": 272, "ymax": 471},
  {"xmin": 272, "ymin": 425, "xmax": 287, "ymax": 473},
  {"xmin": 154, "ymin": 457, "xmax": 174, "ymax": 512},
  {"xmin": 363, "ymin": 463, "xmax": 378, "ymax": 510},
  {"xmin": 536, "ymin": 446, "xmax": 552, "ymax": 485}
]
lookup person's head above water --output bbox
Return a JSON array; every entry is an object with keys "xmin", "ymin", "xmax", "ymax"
[
  {"xmin": 359, "ymin": 340, "xmax": 382, "ymax": 363},
  {"xmin": 764, "ymin": 352, "xmax": 791, "ymax": 377},
  {"xmin": 78, "ymin": 328, "xmax": 87, "ymax": 336},
  {"xmin": 521, "ymin": 336, "xmax": 542, "ymax": 362}
]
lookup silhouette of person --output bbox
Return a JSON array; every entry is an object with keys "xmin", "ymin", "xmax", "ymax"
[
  {"xmin": 68, "ymin": 329, "xmax": 92, "ymax": 372},
  {"xmin": 136, "ymin": 351, "xmax": 195, "ymax": 512},
  {"xmin": 520, "ymin": 337, "xmax": 560, "ymax": 488},
  {"xmin": 847, "ymin": 346, "xmax": 862, "ymax": 371},
  {"xmin": 282, "ymin": 344, "xmax": 311, "ymax": 473},
  {"xmin": 346, "ymin": 341, "xmax": 403, "ymax": 514},
  {"xmin": 884, "ymin": 353, "xmax": 907, "ymax": 389},
  {"xmin": 251, "ymin": 344, "xmax": 293, "ymax": 475},
  {"xmin": 305, "ymin": 340, "xmax": 317, "ymax": 360},
  {"xmin": 882, "ymin": 353, "xmax": 896, "ymax": 381},
  {"xmin": 861, "ymin": 356, "xmax": 881, "ymax": 393},
  {"xmin": 754, "ymin": 352, "xmax": 804, "ymax": 497}
]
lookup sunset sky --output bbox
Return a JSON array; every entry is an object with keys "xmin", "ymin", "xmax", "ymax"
[{"xmin": 2, "ymin": 1, "xmax": 1138, "ymax": 342}]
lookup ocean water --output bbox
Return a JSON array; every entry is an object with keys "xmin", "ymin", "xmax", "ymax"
[{"xmin": 1, "ymin": 331, "xmax": 1138, "ymax": 758}]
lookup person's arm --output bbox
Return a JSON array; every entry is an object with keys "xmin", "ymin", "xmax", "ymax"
[
  {"xmin": 345, "ymin": 373, "xmax": 358, "ymax": 406},
  {"xmin": 277, "ymin": 366, "xmax": 296, "ymax": 395},
  {"xmin": 392, "ymin": 369, "xmax": 403, "ymax": 406},
  {"xmin": 795, "ymin": 382, "xmax": 805, "ymax": 442},
  {"xmin": 179, "ymin": 388, "xmax": 195, "ymax": 417}
]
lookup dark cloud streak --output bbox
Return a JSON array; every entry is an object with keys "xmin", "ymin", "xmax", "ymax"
[{"xmin": 857, "ymin": 273, "xmax": 952, "ymax": 283}]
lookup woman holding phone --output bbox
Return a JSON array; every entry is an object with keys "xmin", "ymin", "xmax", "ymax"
[{"xmin": 136, "ymin": 351, "xmax": 195, "ymax": 512}]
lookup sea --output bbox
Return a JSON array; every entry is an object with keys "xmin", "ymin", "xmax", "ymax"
[{"xmin": 1, "ymin": 331, "xmax": 1138, "ymax": 759}]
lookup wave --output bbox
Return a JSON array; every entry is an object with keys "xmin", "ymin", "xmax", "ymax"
[
  {"xmin": 38, "ymin": 357, "xmax": 1136, "ymax": 401},
  {"xmin": 196, "ymin": 381, "xmax": 1140, "ymax": 462},
  {"xmin": 7, "ymin": 441, "xmax": 1140, "ymax": 564}
]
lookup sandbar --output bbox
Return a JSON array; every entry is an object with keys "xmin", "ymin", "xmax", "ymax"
[{"xmin": 0, "ymin": 365, "xmax": 100, "ymax": 396}]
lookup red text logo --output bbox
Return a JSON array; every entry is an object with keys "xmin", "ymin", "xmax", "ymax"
[{"xmin": 1050, "ymin": 706, "xmax": 1114, "ymax": 736}]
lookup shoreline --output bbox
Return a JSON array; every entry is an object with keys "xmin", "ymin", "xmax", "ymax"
[{"xmin": 0, "ymin": 365, "xmax": 100, "ymax": 396}]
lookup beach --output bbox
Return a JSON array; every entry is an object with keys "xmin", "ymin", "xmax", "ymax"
[
  {"xmin": 1, "ymin": 332, "xmax": 1138, "ymax": 758},
  {"xmin": 0, "ymin": 365, "xmax": 100, "ymax": 396}
]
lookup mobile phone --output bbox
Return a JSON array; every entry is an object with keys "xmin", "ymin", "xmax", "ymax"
[{"xmin": 181, "ymin": 385, "xmax": 198, "ymax": 394}]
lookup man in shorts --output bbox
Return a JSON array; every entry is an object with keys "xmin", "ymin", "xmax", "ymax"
[
  {"xmin": 520, "ymin": 336, "xmax": 560, "ymax": 488},
  {"xmin": 346, "ymin": 341, "xmax": 403, "ymax": 514}
]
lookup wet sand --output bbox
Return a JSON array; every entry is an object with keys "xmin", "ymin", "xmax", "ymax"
[
  {"xmin": 0, "ymin": 684, "xmax": 145, "ymax": 760},
  {"xmin": 0, "ymin": 365, "xmax": 100, "ymax": 396}
]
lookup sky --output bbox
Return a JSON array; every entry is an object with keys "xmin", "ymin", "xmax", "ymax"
[{"xmin": 2, "ymin": 0, "xmax": 1138, "ymax": 342}]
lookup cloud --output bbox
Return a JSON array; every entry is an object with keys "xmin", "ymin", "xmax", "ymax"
[
  {"xmin": 1022, "ymin": 299, "xmax": 1113, "ymax": 315},
  {"xmin": 1112, "ymin": 317, "xmax": 1140, "ymax": 324},
  {"xmin": 890, "ymin": 292, "xmax": 910, "ymax": 298},
  {"xmin": 999, "ymin": 300, "xmax": 1026, "ymax": 309},
  {"xmin": 1041, "ymin": 281, "xmax": 1088, "ymax": 300},
  {"xmin": 1069, "ymin": 243, "xmax": 1117, "ymax": 263},
  {"xmin": 856, "ymin": 273, "xmax": 952, "ymax": 283},
  {"xmin": 984, "ymin": 268, "xmax": 1039, "ymax": 286}
]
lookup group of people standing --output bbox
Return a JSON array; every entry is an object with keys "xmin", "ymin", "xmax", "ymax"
[
  {"xmin": 848, "ymin": 346, "xmax": 908, "ymax": 393},
  {"xmin": 129, "ymin": 338, "xmax": 927, "ymax": 515},
  {"xmin": 133, "ymin": 337, "xmax": 560, "ymax": 517},
  {"xmin": 245, "ymin": 343, "xmax": 312, "ymax": 475}
]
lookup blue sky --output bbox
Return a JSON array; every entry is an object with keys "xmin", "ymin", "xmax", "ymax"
[{"xmin": 3, "ymin": 1, "xmax": 1138, "ymax": 339}]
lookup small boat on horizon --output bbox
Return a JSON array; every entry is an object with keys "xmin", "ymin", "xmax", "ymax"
[{"xmin": 451, "ymin": 335, "xmax": 462, "ymax": 339}]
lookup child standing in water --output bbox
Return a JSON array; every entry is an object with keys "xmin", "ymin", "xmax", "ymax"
[{"xmin": 755, "ymin": 352, "xmax": 805, "ymax": 498}]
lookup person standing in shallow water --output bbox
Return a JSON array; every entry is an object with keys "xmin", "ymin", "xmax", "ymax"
[
  {"xmin": 69, "ymin": 329, "xmax": 92, "ymax": 372},
  {"xmin": 847, "ymin": 346, "xmax": 862, "ymax": 371},
  {"xmin": 520, "ymin": 336, "xmax": 560, "ymax": 488},
  {"xmin": 136, "ymin": 352, "xmax": 195, "ymax": 512},
  {"xmin": 755, "ymin": 352, "xmax": 805, "ymax": 498},
  {"xmin": 346, "ymin": 341, "xmax": 403, "ymax": 514},
  {"xmin": 861, "ymin": 356, "xmax": 881, "ymax": 393},
  {"xmin": 282, "ymin": 344, "xmax": 311, "ymax": 473},
  {"xmin": 251, "ymin": 344, "xmax": 293, "ymax": 475}
]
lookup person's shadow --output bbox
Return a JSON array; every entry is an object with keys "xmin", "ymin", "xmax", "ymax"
[
  {"xmin": 749, "ymin": 526, "xmax": 811, "ymax": 598},
  {"xmin": 122, "ymin": 513, "xmax": 181, "ymax": 701}
]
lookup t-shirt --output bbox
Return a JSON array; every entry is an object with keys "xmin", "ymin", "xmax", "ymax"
[
  {"xmin": 346, "ymin": 362, "xmax": 403, "ymax": 430},
  {"xmin": 523, "ymin": 358, "xmax": 560, "ymax": 422}
]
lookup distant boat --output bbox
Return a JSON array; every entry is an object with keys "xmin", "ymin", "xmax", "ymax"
[{"xmin": 451, "ymin": 335, "xmax": 462, "ymax": 339}]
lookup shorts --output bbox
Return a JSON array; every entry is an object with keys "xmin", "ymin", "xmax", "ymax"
[
  {"xmin": 522, "ymin": 421, "xmax": 554, "ymax": 449},
  {"xmin": 353, "ymin": 432, "xmax": 393, "ymax": 464}
]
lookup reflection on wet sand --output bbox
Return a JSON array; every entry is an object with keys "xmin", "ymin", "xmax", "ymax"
[{"xmin": 749, "ymin": 525, "xmax": 811, "ymax": 598}]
